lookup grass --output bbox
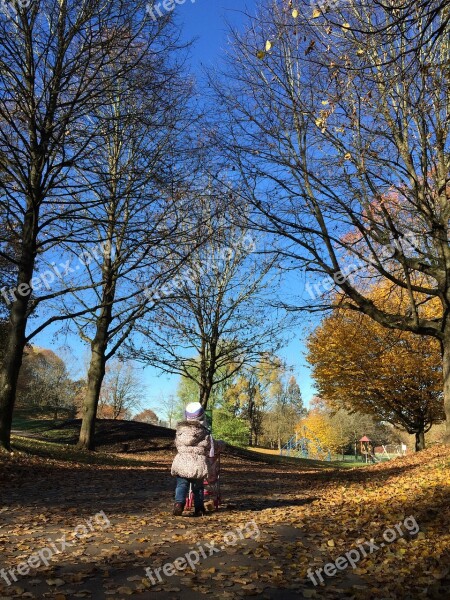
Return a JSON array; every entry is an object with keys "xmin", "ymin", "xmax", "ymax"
[
  {"xmin": 11, "ymin": 415, "xmax": 63, "ymax": 433},
  {"xmin": 10, "ymin": 435, "xmax": 153, "ymax": 467},
  {"xmin": 246, "ymin": 447, "xmax": 378, "ymax": 469},
  {"xmin": 245, "ymin": 447, "xmax": 397, "ymax": 469},
  {"xmin": 12, "ymin": 416, "xmax": 176, "ymax": 453},
  {"xmin": 38, "ymin": 426, "xmax": 80, "ymax": 443},
  {"xmin": 330, "ymin": 459, "xmax": 371, "ymax": 468},
  {"xmin": 12, "ymin": 435, "xmax": 346, "ymax": 472},
  {"xmin": 243, "ymin": 446, "xmax": 360, "ymax": 469},
  {"xmin": 10, "ymin": 433, "xmax": 340, "ymax": 471}
]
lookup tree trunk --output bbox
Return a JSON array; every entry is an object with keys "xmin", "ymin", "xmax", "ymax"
[
  {"xmin": 0, "ymin": 211, "xmax": 37, "ymax": 452},
  {"xmin": 415, "ymin": 429, "xmax": 426, "ymax": 452},
  {"xmin": 248, "ymin": 400, "xmax": 254, "ymax": 446},
  {"xmin": 78, "ymin": 339, "xmax": 107, "ymax": 450},
  {"xmin": 199, "ymin": 361, "xmax": 216, "ymax": 410},
  {"xmin": 199, "ymin": 385, "xmax": 211, "ymax": 409},
  {"xmin": 78, "ymin": 239, "xmax": 115, "ymax": 451},
  {"xmin": 78, "ymin": 313, "xmax": 111, "ymax": 451},
  {"xmin": 0, "ymin": 313, "xmax": 27, "ymax": 452},
  {"xmin": 442, "ymin": 334, "xmax": 450, "ymax": 445}
]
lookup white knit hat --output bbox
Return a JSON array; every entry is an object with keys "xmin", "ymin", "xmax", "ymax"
[{"xmin": 185, "ymin": 402, "xmax": 205, "ymax": 421}]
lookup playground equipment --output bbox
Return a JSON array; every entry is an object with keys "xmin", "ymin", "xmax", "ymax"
[
  {"xmin": 281, "ymin": 426, "xmax": 332, "ymax": 461},
  {"xmin": 359, "ymin": 435, "xmax": 380, "ymax": 463}
]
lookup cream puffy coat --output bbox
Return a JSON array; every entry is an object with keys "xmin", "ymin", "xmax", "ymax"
[{"xmin": 171, "ymin": 420, "xmax": 212, "ymax": 480}]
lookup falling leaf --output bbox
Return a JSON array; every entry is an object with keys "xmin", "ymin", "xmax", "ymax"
[
  {"xmin": 292, "ymin": 9, "xmax": 299, "ymax": 18},
  {"xmin": 344, "ymin": 152, "xmax": 352, "ymax": 160},
  {"xmin": 312, "ymin": 8, "xmax": 321, "ymax": 18},
  {"xmin": 256, "ymin": 50, "xmax": 265, "ymax": 60},
  {"xmin": 265, "ymin": 40, "xmax": 272, "ymax": 52}
]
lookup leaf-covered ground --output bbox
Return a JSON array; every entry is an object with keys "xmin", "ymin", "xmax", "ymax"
[{"xmin": 0, "ymin": 440, "xmax": 449, "ymax": 600}]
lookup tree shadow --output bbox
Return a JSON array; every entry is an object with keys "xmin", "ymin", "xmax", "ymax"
[{"xmin": 231, "ymin": 496, "xmax": 321, "ymax": 511}]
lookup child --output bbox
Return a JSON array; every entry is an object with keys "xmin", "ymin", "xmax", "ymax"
[{"xmin": 171, "ymin": 402, "xmax": 211, "ymax": 517}]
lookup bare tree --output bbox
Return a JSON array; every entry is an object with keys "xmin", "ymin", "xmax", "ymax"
[
  {"xmin": 97, "ymin": 360, "xmax": 144, "ymax": 420},
  {"xmin": 128, "ymin": 198, "xmax": 286, "ymax": 409},
  {"xmin": 56, "ymin": 25, "xmax": 200, "ymax": 450},
  {"xmin": 157, "ymin": 394, "xmax": 181, "ymax": 428},
  {"xmin": 213, "ymin": 0, "xmax": 450, "ymax": 441},
  {"xmin": 306, "ymin": 0, "xmax": 450, "ymax": 60},
  {"xmin": 0, "ymin": 0, "xmax": 172, "ymax": 451}
]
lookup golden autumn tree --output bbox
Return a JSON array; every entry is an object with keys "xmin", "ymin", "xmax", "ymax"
[
  {"xmin": 296, "ymin": 409, "xmax": 344, "ymax": 456},
  {"xmin": 307, "ymin": 287, "xmax": 444, "ymax": 451}
]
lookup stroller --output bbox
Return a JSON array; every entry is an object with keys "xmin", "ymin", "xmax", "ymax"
[{"xmin": 185, "ymin": 442, "xmax": 222, "ymax": 511}]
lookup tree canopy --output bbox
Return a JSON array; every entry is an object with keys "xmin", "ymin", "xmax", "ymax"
[{"xmin": 307, "ymin": 287, "xmax": 444, "ymax": 450}]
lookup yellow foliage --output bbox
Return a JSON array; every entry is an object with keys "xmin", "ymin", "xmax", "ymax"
[
  {"xmin": 296, "ymin": 410, "xmax": 344, "ymax": 454},
  {"xmin": 306, "ymin": 284, "xmax": 444, "ymax": 432}
]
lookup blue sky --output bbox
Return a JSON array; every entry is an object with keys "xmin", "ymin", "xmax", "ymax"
[
  {"xmin": 34, "ymin": 0, "xmax": 320, "ymax": 417},
  {"xmin": 173, "ymin": 0, "xmax": 257, "ymax": 67}
]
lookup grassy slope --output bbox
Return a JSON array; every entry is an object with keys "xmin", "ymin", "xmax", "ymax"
[
  {"xmin": 13, "ymin": 417, "xmax": 176, "ymax": 452},
  {"xmin": 11, "ymin": 418, "xmax": 351, "ymax": 470}
]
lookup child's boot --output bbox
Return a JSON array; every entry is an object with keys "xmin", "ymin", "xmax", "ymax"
[{"xmin": 173, "ymin": 502, "xmax": 185, "ymax": 516}]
